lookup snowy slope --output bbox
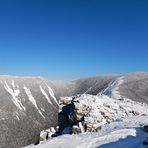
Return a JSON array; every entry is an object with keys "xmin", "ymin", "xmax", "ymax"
[
  {"xmin": 0, "ymin": 76, "xmax": 66, "ymax": 148},
  {"xmin": 119, "ymin": 72, "xmax": 148, "ymax": 104},
  {"xmin": 98, "ymin": 77, "xmax": 124, "ymax": 99},
  {"xmin": 24, "ymin": 116, "xmax": 148, "ymax": 148},
  {"xmin": 74, "ymin": 72, "xmax": 148, "ymax": 104},
  {"xmin": 24, "ymin": 73, "xmax": 148, "ymax": 148},
  {"xmin": 1, "ymin": 72, "xmax": 148, "ymax": 148}
]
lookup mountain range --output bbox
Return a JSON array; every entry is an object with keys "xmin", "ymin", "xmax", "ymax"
[{"xmin": 0, "ymin": 72, "xmax": 148, "ymax": 148}]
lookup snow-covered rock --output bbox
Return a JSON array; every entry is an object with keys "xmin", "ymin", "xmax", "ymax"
[
  {"xmin": 24, "ymin": 116, "xmax": 148, "ymax": 148},
  {"xmin": 35, "ymin": 92, "xmax": 148, "ymax": 145},
  {"xmin": 39, "ymin": 127, "xmax": 56, "ymax": 143},
  {"xmin": 32, "ymin": 74, "xmax": 148, "ymax": 146},
  {"xmin": 58, "ymin": 94, "xmax": 147, "ymax": 134}
]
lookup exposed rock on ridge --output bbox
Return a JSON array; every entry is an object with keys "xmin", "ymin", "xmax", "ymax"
[
  {"xmin": 37, "ymin": 75, "xmax": 148, "ymax": 144},
  {"xmin": 1, "ymin": 72, "xmax": 148, "ymax": 148}
]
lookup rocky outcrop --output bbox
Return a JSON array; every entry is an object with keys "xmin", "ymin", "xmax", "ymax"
[
  {"xmin": 60, "ymin": 94, "xmax": 141, "ymax": 133},
  {"xmin": 37, "ymin": 93, "xmax": 148, "ymax": 144}
]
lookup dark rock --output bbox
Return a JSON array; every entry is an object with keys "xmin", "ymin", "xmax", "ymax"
[
  {"xmin": 144, "ymin": 125, "xmax": 148, "ymax": 132},
  {"xmin": 143, "ymin": 137, "xmax": 148, "ymax": 145}
]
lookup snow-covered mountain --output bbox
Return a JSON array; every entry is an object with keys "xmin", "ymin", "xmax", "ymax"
[
  {"xmin": 73, "ymin": 72, "xmax": 148, "ymax": 104},
  {"xmin": 0, "ymin": 76, "xmax": 74, "ymax": 148},
  {"xmin": 23, "ymin": 72, "xmax": 148, "ymax": 148},
  {"xmin": 0, "ymin": 72, "xmax": 148, "ymax": 148}
]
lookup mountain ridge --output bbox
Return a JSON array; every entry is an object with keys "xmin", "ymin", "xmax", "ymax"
[{"xmin": 0, "ymin": 72, "xmax": 148, "ymax": 148}]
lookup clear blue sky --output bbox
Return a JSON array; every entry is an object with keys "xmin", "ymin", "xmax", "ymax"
[{"xmin": 0, "ymin": 0, "xmax": 148, "ymax": 80}]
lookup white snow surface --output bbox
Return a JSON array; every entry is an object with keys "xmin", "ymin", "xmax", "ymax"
[
  {"xmin": 24, "ymin": 116, "xmax": 148, "ymax": 148},
  {"xmin": 4, "ymin": 81, "xmax": 26, "ymax": 111},
  {"xmin": 46, "ymin": 84, "xmax": 57, "ymax": 104},
  {"xmin": 11, "ymin": 80, "xmax": 15, "ymax": 88},
  {"xmin": 72, "ymin": 94, "xmax": 148, "ymax": 122},
  {"xmin": 98, "ymin": 77, "xmax": 124, "ymax": 99},
  {"xmin": 23, "ymin": 85, "xmax": 45, "ymax": 118},
  {"xmin": 15, "ymin": 112, "xmax": 20, "ymax": 120},
  {"xmin": 40, "ymin": 85, "xmax": 52, "ymax": 104}
]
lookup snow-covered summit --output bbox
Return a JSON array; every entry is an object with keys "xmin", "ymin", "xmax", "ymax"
[
  {"xmin": 1, "ymin": 72, "xmax": 148, "ymax": 148},
  {"xmin": 23, "ymin": 74, "xmax": 148, "ymax": 148},
  {"xmin": 24, "ymin": 115, "xmax": 148, "ymax": 148}
]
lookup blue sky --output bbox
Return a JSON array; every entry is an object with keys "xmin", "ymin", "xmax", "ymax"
[{"xmin": 0, "ymin": 0, "xmax": 148, "ymax": 80}]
